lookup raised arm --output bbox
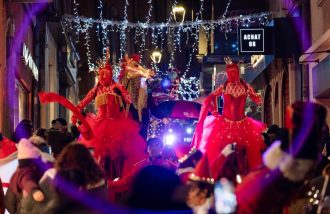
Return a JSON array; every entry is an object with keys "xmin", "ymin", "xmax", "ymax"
[
  {"xmin": 193, "ymin": 84, "xmax": 224, "ymax": 149},
  {"xmin": 246, "ymin": 83, "xmax": 262, "ymax": 105},
  {"xmin": 76, "ymin": 86, "xmax": 98, "ymax": 111}
]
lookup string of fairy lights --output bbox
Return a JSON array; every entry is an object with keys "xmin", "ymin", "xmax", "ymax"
[
  {"xmin": 64, "ymin": 0, "xmax": 272, "ymax": 100},
  {"xmin": 177, "ymin": 0, "xmax": 205, "ymax": 100}
]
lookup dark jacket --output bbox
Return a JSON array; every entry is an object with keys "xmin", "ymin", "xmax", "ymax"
[
  {"xmin": 5, "ymin": 159, "xmax": 44, "ymax": 214},
  {"xmin": 46, "ymin": 129, "xmax": 73, "ymax": 158}
]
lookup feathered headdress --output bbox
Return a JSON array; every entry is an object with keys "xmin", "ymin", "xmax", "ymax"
[{"xmin": 93, "ymin": 48, "xmax": 112, "ymax": 77}]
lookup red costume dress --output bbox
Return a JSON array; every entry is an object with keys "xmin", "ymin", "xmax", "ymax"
[
  {"xmin": 193, "ymin": 63, "xmax": 266, "ymax": 177},
  {"xmin": 75, "ymin": 64, "xmax": 147, "ymax": 179}
]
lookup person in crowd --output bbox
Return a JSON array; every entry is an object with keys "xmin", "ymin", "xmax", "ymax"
[
  {"xmin": 235, "ymin": 101, "xmax": 327, "ymax": 213},
  {"xmin": 5, "ymin": 139, "xmax": 46, "ymax": 214},
  {"xmin": 212, "ymin": 143, "xmax": 247, "ymax": 185},
  {"xmin": 12, "ymin": 119, "xmax": 33, "ymax": 143},
  {"xmin": 193, "ymin": 57, "xmax": 266, "ymax": 177},
  {"xmin": 246, "ymin": 103, "xmax": 261, "ymax": 121},
  {"xmin": 118, "ymin": 54, "xmax": 170, "ymax": 140},
  {"xmin": 36, "ymin": 143, "xmax": 107, "ymax": 213},
  {"xmin": 46, "ymin": 118, "xmax": 73, "ymax": 158},
  {"xmin": 186, "ymin": 155, "xmax": 215, "ymax": 214},
  {"xmin": 32, "ymin": 129, "xmax": 51, "ymax": 154},
  {"xmin": 55, "ymin": 118, "xmax": 69, "ymax": 134},
  {"xmin": 174, "ymin": 144, "xmax": 203, "ymax": 184},
  {"xmin": 50, "ymin": 120, "xmax": 60, "ymax": 131},
  {"xmin": 126, "ymin": 165, "xmax": 190, "ymax": 211},
  {"xmin": 108, "ymin": 137, "xmax": 177, "ymax": 200},
  {"xmin": 70, "ymin": 125, "xmax": 80, "ymax": 140},
  {"xmin": 29, "ymin": 136, "xmax": 54, "ymax": 166}
]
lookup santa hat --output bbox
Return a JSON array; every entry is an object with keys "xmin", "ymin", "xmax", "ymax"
[
  {"xmin": 131, "ymin": 54, "xmax": 141, "ymax": 63},
  {"xmin": 0, "ymin": 136, "xmax": 17, "ymax": 159},
  {"xmin": 17, "ymin": 138, "xmax": 40, "ymax": 160},
  {"xmin": 263, "ymin": 101, "xmax": 327, "ymax": 182},
  {"xmin": 173, "ymin": 143, "xmax": 197, "ymax": 163},
  {"xmin": 189, "ymin": 155, "xmax": 214, "ymax": 184}
]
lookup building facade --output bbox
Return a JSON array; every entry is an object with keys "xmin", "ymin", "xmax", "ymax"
[{"xmin": 300, "ymin": 0, "xmax": 330, "ymax": 125}]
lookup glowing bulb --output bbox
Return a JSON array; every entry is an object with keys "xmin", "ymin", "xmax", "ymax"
[
  {"xmin": 151, "ymin": 51, "xmax": 162, "ymax": 63},
  {"xmin": 165, "ymin": 134, "xmax": 176, "ymax": 146},
  {"xmin": 172, "ymin": 6, "xmax": 186, "ymax": 23},
  {"xmin": 186, "ymin": 127, "xmax": 193, "ymax": 134}
]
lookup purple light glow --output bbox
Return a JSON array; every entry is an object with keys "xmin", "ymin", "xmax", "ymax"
[{"xmin": 7, "ymin": 1, "xmax": 47, "ymax": 129}]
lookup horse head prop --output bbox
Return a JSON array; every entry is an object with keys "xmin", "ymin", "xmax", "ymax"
[
  {"xmin": 119, "ymin": 54, "xmax": 155, "ymax": 122},
  {"xmin": 119, "ymin": 54, "xmax": 155, "ymax": 81}
]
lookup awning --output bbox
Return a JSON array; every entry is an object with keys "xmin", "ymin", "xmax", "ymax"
[{"xmin": 299, "ymin": 29, "xmax": 330, "ymax": 63}]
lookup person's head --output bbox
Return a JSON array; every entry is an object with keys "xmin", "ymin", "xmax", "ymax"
[
  {"xmin": 147, "ymin": 138, "xmax": 164, "ymax": 158},
  {"xmin": 267, "ymin": 124, "xmax": 280, "ymax": 143},
  {"xmin": 285, "ymin": 101, "xmax": 327, "ymax": 159},
  {"xmin": 29, "ymin": 136, "xmax": 50, "ymax": 154},
  {"xmin": 56, "ymin": 118, "xmax": 68, "ymax": 132},
  {"xmin": 51, "ymin": 119, "xmax": 60, "ymax": 130},
  {"xmin": 33, "ymin": 128, "xmax": 47, "ymax": 139},
  {"xmin": 250, "ymin": 105, "xmax": 257, "ymax": 112},
  {"xmin": 55, "ymin": 143, "xmax": 104, "ymax": 187},
  {"xmin": 98, "ymin": 66, "xmax": 113, "ymax": 86},
  {"xmin": 13, "ymin": 119, "xmax": 33, "ymax": 143},
  {"xmin": 225, "ymin": 63, "xmax": 240, "ymax": 82},
  {"xmin": 187, "ymin": 180, "xmax": 214, "ymax": 207}
]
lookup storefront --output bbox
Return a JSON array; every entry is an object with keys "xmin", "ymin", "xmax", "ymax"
[{"xmin": 3, "ymin": 2, "xmax": 40, "ymax": 135}]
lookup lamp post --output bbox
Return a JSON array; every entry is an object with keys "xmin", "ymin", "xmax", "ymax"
[
  {"xmin": 150, "ymin": 50, "xmax": 162, "ymax": 64},
  {"xmin": 172, "ymin": 6, "xmax": 186, "ymax": 23}
]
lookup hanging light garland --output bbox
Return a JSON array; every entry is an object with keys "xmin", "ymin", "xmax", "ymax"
[
  {"xmin": 62, "ymin": 12, "xmax": 270, "ymax": 30},
  {"xmin": 63, "ymin": 0, "xmax": 271, "ymax": 100},
  {"xmin": 120, "ymin": 0, "xmax": 129, "ymax": 59},
  {"xmin": 176, "ymin": 0, "xmax": 205, "ymax": 101}
]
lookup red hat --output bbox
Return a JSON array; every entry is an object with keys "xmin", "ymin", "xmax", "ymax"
[
  {"xmin": 0, "ymin": 137, "xmax": 17, "ymax": 159},
  {"xmin": 173, "ymin": 143, "xmax": 197, "ymax": 163},
  {"xmin": 189, "ymin": 155, "xmax": 214, "ymax": 184},
  {"xmin": 131, "ymin": 54, "xmax": 141, "ymax": 63}
]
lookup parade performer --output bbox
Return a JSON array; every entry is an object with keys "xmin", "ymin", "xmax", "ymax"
[
  {"xmin": 118, "ymin": 54, "xmax": 171, "ymax": 139},
  {"xmin": 193, "ymin": 57, "xmax": 266, "ymax": 177},
  {"xmin": 71, "ymin": 55, "xmax": 146, "ymax": 180}
]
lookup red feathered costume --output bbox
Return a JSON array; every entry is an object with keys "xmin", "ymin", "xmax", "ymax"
[
  {"xmin": 193, "ymin": 62, "xmax": 266, "ymax": 178},
  {"xmin": 74, "ymin": 63, "xmax": 147, "ymax": 179}
]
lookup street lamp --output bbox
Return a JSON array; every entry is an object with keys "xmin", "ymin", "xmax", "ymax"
[
  {"xmin": 173, "ymin": 6, "xmax": 186, "ymax": 23},
  {"xmin": 150, "ymin": 51, "xmax": 162, "ymax": 64}
]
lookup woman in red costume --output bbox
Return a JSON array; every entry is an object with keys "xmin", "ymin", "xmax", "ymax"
[
  {"xmin": 72, "ymin": 57, "xmax": 147, "ymax": 180},
  {"xmin": 193, "ymin": 57, "xmax": 266, "ymax": 178}
]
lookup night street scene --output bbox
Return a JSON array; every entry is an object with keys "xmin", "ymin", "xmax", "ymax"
[{"xmin": 0, "ymin": 0, "xmax": 330, "ymax": 213}]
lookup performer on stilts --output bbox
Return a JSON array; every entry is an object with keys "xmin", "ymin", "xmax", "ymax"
[
  {"xmin": 193, "ymin": 57, "xmax": 266, "ymax": 178},
  {"xmin": 71, "ymin": 50, "xmax": 147, "ymax": 180}
]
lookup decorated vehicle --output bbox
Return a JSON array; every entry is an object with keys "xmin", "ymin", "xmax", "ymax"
[{"xmin": 148, "ymin": 100, "xmax": 202, "ymax": 160}]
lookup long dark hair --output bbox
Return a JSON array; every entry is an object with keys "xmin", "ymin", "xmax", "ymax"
[{"xmin": 55, "ymin": 143, "xmax": 104, "ymax": 187}]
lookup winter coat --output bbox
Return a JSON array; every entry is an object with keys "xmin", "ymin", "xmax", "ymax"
[{"xmin": 5, "ymin": 159, "xmax": 44, "ymax": 214}]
